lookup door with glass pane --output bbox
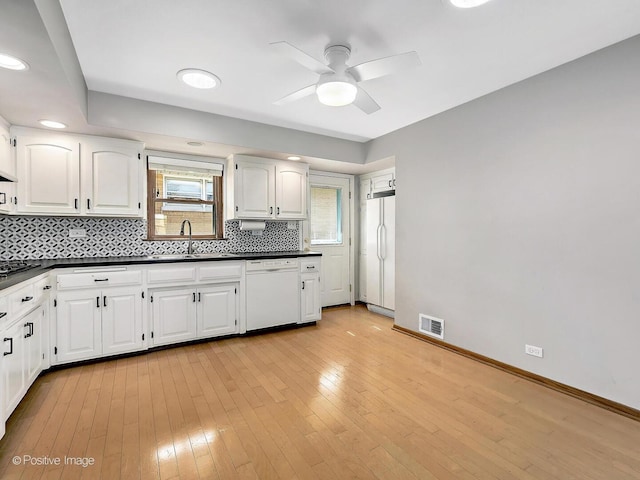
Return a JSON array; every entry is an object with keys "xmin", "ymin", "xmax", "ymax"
[{"xmin": 307, "ymin": 174, "xmax": 351, "ymax": 307}]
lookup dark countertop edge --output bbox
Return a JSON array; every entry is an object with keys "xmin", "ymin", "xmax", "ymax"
[{"xmin": 0, "ymin": 251, "xmax": 322, "ymax": 291}]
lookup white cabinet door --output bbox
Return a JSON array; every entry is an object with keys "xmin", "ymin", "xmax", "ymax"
[
  {"xmin": 82, "ymin": 141, "xmax": 141, "ymax": 216},
  {"xmin": 151, "ymin": 289, "xmax": 197, "ymax": 346},
  {"xmin": 0, "ymin": 126, "xmax": 14, "ymax": 214},
  {"xmin": 300, "ymin": 273, "xmax": 321, "ymax": 323},
  {"xmin": 2, "ymin": 320, "xmax": 25, "ymax": 418},
  {"xmin": 276, "ymin": 163, "xmax": 307, "ymax": 219},
  {"xmin": 371, "ymin": 172, "xmax": 395, "ymax": 194},
  {"xmin": 234, "ymin": 160, "xmax": 275, "ymax": 219},
  {"xmin": 102, "ymin": 287, "xmax": 143, "ymax": 356},
  {"xmin": 197, "ymin": 284, "xmax": 237, "ymax": 338},
  {"xmin": 16, "ymin": 136, "xmax": 80, "ymax": 214},
  {"xmin": 56, "ymin": 290, "xmax": 102, "ymax": 363},
  {"xmin": 23, "ymin": 306, "xmax": 44, "ymax": 386}
]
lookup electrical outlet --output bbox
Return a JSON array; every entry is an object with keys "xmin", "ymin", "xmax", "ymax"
[
  {"xmin": 287, "ymin": 221, "xmax": 297, "ymax": 230},
  {"xmin": 525, "ymin": 344, "xmax": 543, "ymax": 358},
  {"xmin": 68, "ymin": 228, "xmax": 86, "ymax": 238}
]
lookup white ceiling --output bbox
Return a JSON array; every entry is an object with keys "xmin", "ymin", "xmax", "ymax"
[
  {"xmin": 58, "ymin": 0, "xmax": 640, "ymax": 142},
  {"xmin": 1, "ymin": 0, "xmax": 640, "ymax": 172}
]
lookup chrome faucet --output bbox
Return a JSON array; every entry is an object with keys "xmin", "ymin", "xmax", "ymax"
[{"xmin": 179, "ymin": 219, "xmax": 194, "ymax": 254}]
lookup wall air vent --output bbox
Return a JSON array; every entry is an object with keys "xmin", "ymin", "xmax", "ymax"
[{"xmin": 419, "ymin": 314, "xmax": 444, "ymax": 340}]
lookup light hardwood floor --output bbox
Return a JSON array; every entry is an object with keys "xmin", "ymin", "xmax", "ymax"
[{"xmin": 0, "ymin": 305, "xmax": 639, "ymax": 479}]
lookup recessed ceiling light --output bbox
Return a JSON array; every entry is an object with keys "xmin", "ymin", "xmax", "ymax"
[
  {"xmin": 39, "ymin": 120, "xmax": 67, "ymax": 129},
  {"xmin": 287, "ymin": 156, "xmax": 301, "ymax": 161},
  {"xmin": 449, "ymin": 0, "xmax": 493, "ymax": 8},
  {"xmin": 0, "ymin": 53, "xmax": 29, "ymax": 71},
  {"xmin": 187, "ymin": 141, "xmax": 204, "ymax": 147},
  {"xmin": 177, "ymin": 69, "xmax": 220, "ymax": 89}
]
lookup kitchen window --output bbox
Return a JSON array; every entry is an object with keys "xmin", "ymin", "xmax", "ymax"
[
  {"xmin": 146, "ymin": 155, "xmax": 224, "ymax": 240},
  {"xmin": 310, "ymin": 186, "xmax": 343, "ymax": 244}
]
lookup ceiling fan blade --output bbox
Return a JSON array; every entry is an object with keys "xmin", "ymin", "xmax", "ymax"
[
  {"xmin": 347, "ymin": 51, "xmax": 421, "ymax": 82},
  {"xmin": 271, "ymin": 41, "xmax": 334, "ymax": 75},
  {"xmin": 353, "ymin": 87, "xmax": 380, "ymax": 115},
  {"xmin": 274, "ymin": 84, "xmax": 317, "ymax": 106}
]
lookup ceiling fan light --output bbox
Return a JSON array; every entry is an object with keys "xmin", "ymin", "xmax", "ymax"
[
  {"xmin": 316, "ymin": 81, "xmax": 357, "ymax": 107},
  {"xmin": 449, "ymin": 0, "xmax": 492, "ymax": 8}
]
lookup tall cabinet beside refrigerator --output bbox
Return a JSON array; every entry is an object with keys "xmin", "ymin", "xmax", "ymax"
[{"xmin": 365, "ymin": 190, "xmax": 395, "ymax": 317}]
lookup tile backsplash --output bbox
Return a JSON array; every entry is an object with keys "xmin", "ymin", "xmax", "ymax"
[{"xmin": 0, "ymin": 216, "xmax": 300, "ymax": 260}]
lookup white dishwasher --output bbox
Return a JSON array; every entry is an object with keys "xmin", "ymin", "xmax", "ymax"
[{"xmin": 246, "ymin": 258, "xmax": 300, "ymax": 331}]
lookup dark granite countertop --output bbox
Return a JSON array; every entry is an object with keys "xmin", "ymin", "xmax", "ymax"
[{"xmin": 0, "ymin": 251, "xmax": 321, "ymax": 291}]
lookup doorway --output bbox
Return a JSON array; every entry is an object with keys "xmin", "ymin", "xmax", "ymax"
[{"xmin": 304, "ymin": 173, "xmax": 354, "ymax": 307}]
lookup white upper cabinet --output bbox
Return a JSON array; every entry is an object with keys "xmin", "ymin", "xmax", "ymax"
[
  {"xmin": 16, "ymin": 134, "xmax": 81, "ymax": 215},
  {"xmin": 370, "ymin": 171, "xmax": 395, "ymax": 195},
  {"xmin": 276, "ymin": 162, "xmax": 307, "ymax": 219},
  {"xmin": 81, "ymin": 139, "xmax": 142, "ymax": 216},
  {"xmin": 0, "ymin": 124, "xmax": 15, "ymax": 214},
  {"xmin": 234, "ymin": 159, "xmax": 275, "ymax": 219},
  {"xmin": 228, "ymin": 155, "xmax": 309, "ymax": 220},
  {"xmin": 12, "ymin": 127, "xmax": 143, "ymax": 217}
]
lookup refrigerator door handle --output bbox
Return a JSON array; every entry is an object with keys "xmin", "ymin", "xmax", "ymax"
[
  {"xmin": 376, "ymin": 224, "xmax": 383, "ymax": 260},
  {"xmin": 380, "ymin": 224, "xmax": 387, "ymax": 260}
]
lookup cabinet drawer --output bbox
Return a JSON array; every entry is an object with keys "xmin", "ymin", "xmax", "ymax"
[
  {"xmin": 198, "ymin": 262, "xmax": 242, "ymax": 281},
  {"xmin": 147, "ymin": 266, "xmax": 197, "ymax": 284},
  {"xmin": 57, "ymin": 270, "xmax": 142, "ymax": 289},
  {"xmin": 9, "ymin": 283, "xmax": 36, "ymax": 316},
  {"xmin": 300, "ymin": 259, "xmax": 321, "ymax": 273}
]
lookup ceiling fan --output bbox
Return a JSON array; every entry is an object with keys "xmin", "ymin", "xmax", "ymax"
[{"xmin": 271, "ymin": 41, "xmax": 421, "ymax": 114}]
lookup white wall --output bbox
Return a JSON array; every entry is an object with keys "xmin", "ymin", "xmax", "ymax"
[{"xmin": 367, "ymin": 35, "xmax": 640, "ymax": 409}]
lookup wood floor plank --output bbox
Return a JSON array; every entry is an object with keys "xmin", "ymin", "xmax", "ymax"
[{"xmin": 0, "ymin": 305, "xmax": 638, "ymax": 480}]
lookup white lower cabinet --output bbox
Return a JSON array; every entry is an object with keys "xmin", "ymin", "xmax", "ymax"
[
  {"xmin": 2, "ymin": 304, "xmax": 44, "ymax": 420},
  {"xmin": 151, "ymin": 288, "xmax": 198, "ymax": 346},
  {"xmin": 198, "ymin": 284, "xmax": 238, "ymax": 337},
  {"xmin": 300, "ymin": 273, "xmax": 321, "ymax": 323},
  {"xmin": 56, "ymin": 290, "xmax": 102, "ymax": 363},
  {"xmin": 55, "ymin": 286, "xmax": 142, "ymax": 364},
  {"xmin": 151, "ymin": 284, "xmax": 238, "ymax": 346},
  {"xmin": 54, "ymin": 269, "xmax": 143, "ymax": 364}
]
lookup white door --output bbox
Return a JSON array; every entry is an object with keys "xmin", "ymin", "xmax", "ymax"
[
  {"xmin": 197, "ymin": 284, "xmax": 237, "ymax": 338},
  {"xmin": 102, "ymin": 287, "xmax": 143, "ymax": 356},
  {"xmin": 235, "ymin": 160, "xmax": 275, "ymax": 218},
  {"xmin": 82, "ymin": 142, "xmax": 141, "ymax": 216},
  {"xmin": 24, "ymin": 306, "xmax": 44, "ymax": 385},
  {"xmin": 16, "ymin": 136, "xmax": 80, "ymax": 215},
  {"xmin": 307, "ymin": 174, "xmax": 352, "ymax": 307},
  {"xmin": 275, "ymin": 163, "xmax": 308, "ymax": 219},
  {"xmin": 56, "ymin": 290, "xmax": 102, "ymax": 363},
  {"xmin": 151, "ymin": 288, "xmax": 197, "ymax": 346},
  {"xmin": 2, "ymin": 320, "xmax": 25, "ymax": 417}
]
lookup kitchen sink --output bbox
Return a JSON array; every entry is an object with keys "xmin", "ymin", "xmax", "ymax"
[{"xmin": 146, "ymin": 253, "xmax": 237, "ymax": 260}]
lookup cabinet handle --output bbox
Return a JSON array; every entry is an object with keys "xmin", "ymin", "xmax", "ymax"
[
  {"xmin": 3, "ymin": 337, "xmax": 13, "ymax": 356},
  {"xmin": 302, "ymin": 281, "xmax": 305, "ymax": 290},
  {"xmin": 21, "ymin": 296, "xmax": 33, "ymax": 303},
  {"xmin": 198, "ymin": 292, "xmax": 201, "ymax": 302},
  {"xmin": 29, "ymin": 322, "xmax": 34, "ymax": 337},
  {"xmin": 94, "ymin": 278, "xmax": 109, "ymax": 282},
  {"xmin": 43, "ymin": 285, "xmax": 51, "ymax": 290},
  {"xmin": 270, "ymin": 206, "xmax": 273, "ymax": 214},
  {"xmin": 87, "ymin": 198, "xmax": 91, "ymax": 210},
  {"xmin": 24, "ymin": 322, "xmax": 30, "ymax": 338},
  {"xmin": 277, "ymin": 206, "xmax": 280, "ymax": 215},
  {"xmin": 103, "ymin": 295, "xmax": 107, "ymax": 307},
  {"xmin": 388, "ymin": 180, "xmax": 392, "ymax": 187},
  {"xmin": 193, "ymin": 292, "xmax": 196, "ymax": 303},
  {"xmin": 96, "ymin": 296, "xmax": 100, "ymax": 308},
  {"xmin": 0, "ymin": 192, "xmax": 5, "ymax": 205},
  {"xmin": 74, "ymin": 198, "xmax": 78, "ymax": 209},
  {"xmin": 0, "ymin": 312, "xmax": 6, "ymax": 319},
  {"xmin": 306, "ymin": 265, "xmax": 315, "ymax": 270}
]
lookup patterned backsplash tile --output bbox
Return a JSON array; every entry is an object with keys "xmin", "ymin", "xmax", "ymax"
[{"xmin": 0, "ymin": 216, "xmax": 300, "ymax": 260}]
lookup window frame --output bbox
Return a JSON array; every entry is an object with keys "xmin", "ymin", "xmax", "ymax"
[{"xmin": 146, "ymin": 169, "xmax": 224, "ymax": 241}]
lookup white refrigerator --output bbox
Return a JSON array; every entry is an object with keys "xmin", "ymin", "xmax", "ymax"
[{"xmin": 365, "ymin": 192, "xmax": 395, "ymax": 314}]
